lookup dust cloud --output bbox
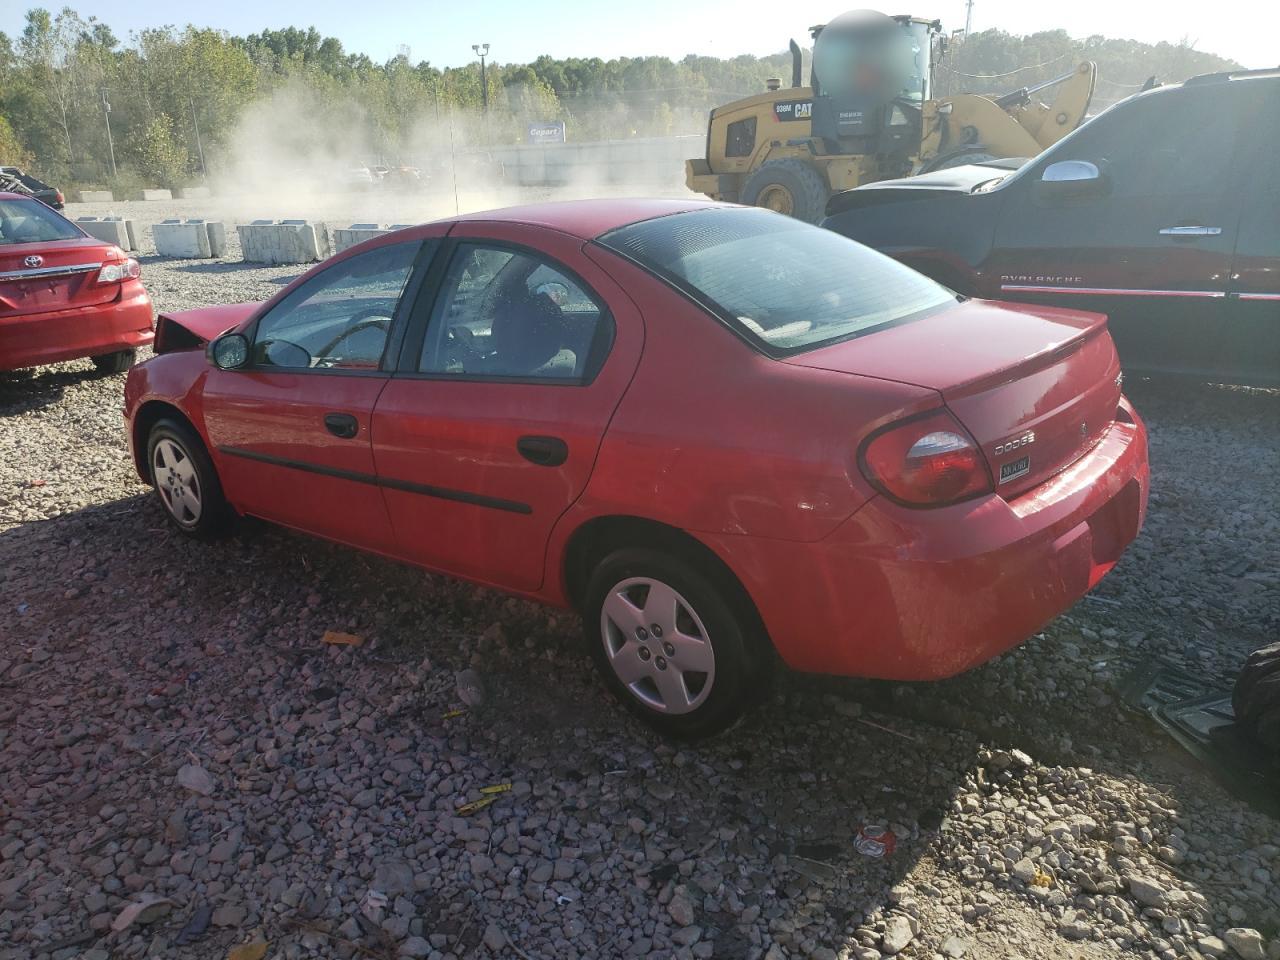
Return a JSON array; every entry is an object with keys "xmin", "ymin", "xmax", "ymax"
[{"xmin": 204, "ymin": 80, "xmax": 698, "ymax": 226}]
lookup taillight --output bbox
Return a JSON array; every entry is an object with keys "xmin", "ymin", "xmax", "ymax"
[
  {"xmin": 98, "ymin": 258, "xmax": 141, "ymax": 284},
  {"xmin": 858, "ymin": 409, "xmax": 993, "ymax": 507}
]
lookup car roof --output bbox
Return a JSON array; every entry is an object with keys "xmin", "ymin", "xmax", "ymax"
[{"xmin": 449, "ymin": 197, "xmax": 722, "ymax": 240}]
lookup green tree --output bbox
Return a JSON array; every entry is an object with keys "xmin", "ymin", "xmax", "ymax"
[{"xmin": 134, "ymin": 111, "xmax": 186, "ymax": 186}]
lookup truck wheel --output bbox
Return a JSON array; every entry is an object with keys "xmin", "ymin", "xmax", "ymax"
[
  {"xmin": 927, "ymin": 151, "xmax": 998, "ymax": 172},
  {"xmin": 741, "ymin": 159, "xmax": 830, "ymax": 223},
  {"xmin": 1233, "ymin": 642, "xmax": 1280, "ymax": 753}
]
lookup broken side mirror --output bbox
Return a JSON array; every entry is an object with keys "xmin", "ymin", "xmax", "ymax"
[{"xmin": 209, "ymin": 332, "xmax": 249, "ymax": 370}]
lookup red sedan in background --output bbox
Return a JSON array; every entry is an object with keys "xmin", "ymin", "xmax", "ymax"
[
  {"xmin": 1, "ymin": 192, "xmax": 152, "ymax": 374},
  {"xmin": 123, "ymin": 199, "xmax": 1148, "ymax": 737}
]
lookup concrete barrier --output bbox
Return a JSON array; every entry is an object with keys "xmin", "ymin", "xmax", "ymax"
[
  {"xmin": 236, "ymin": 220, "xmax": 331, "ymax": 264},
  {"xmin": 333, "ymin": 223, "xmax": 389, "ymax": 254},
  {"xmin": 177, "ymin": 186, "xmax": 211, "ymax": 200},
  {"xmin": 78, "ymin": 190, "xmax": 113, "ymax": 203},
  {"xmin": 140, "ymin": 188, "xmax": 173, "ymax": 201},
  {"xmin": 154, "ymin": 219, "xmax": 227, "ymax": 258},
  {"xmin": 75, "ymin": 216, "xmax": 138, "ymax": 252}
]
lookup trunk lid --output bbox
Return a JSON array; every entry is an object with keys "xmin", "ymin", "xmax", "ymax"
[
  {"xmin": 0, "ymin": 237, "xmax": 120, "ymax": 317},
  {"xmin": 785, "ymin": 298, "xmax": 1123, "ymax": 497}
]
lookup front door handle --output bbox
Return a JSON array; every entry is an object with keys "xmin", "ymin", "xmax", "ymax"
[
  {"xmin": 517, "ymin": 435, "xmax": 568, "ymax": 467},
  {"xmin": 324, "ymin": 413, "xmax": 359, "ymax": 439},
  {"xmin": 1158, "ymin": 225, "xmax": 1222, "ymax": 237}
]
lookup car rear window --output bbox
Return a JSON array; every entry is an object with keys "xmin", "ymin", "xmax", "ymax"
[
  {"xmin": 0, "ymin": 197, "xmax": 79, "ymax": 245},
  {"xmin": 597, "ymin": 206, "xmax": 956, "ymax": 355}
]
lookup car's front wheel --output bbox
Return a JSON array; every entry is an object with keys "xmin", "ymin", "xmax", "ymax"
[
  {"xmin": 92, "ymin": 348, "xmax": 136, "ymax": 375},
  {"xmin": 584, "ymin": 548, "xmax": 769, "ymax": 738},
  {"xmin": 146, "ymin": 418, "xmax": 233, "ymax": 539}
]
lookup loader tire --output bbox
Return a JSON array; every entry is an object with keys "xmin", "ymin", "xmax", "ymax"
[
  {"xmin": 741, "ymin": 159, "xmax": 830, "ymax": 223},
  {"xmin": 1232, "ymin": 642, "xmax": 1280, "ymax": 755}
]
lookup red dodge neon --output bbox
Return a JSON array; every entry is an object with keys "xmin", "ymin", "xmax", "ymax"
[
  {"xmin": 123, "ymin": 199, "xmax": 1148, "ymax": 736},
  {"xmin": 1, "ymin": 192, "xmax": 152, "ymax": 374}
]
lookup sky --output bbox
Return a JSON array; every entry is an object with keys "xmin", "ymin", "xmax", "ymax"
[{"xmin": 2, "ymin": 0, "xmax": 1276, "ymax": 70}]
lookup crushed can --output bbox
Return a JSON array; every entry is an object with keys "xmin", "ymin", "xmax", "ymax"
[{"xmin": 854, "ymin": 824, "xmax": 897, "ymax": 857}]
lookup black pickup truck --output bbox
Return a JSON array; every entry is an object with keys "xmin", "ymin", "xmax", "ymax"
[{"xmin": 823, "ymin": 69, "xmax": 1280, "ymax": 386}]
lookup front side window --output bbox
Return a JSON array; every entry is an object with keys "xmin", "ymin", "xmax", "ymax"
[
  {"xmin": 599, "ymin": 207, "xmax": 955, "ymax": 355},
  {"xmin": 252, "ymin": 241, "xmax": 421, "ymax": 370},
  {"xmin": 419, "ymin": 243, "xmax": 613, "ymax": 382},
  {"xmin": 1015, "ymin": 86, "xmax": 1243, "ymax": 199},
  {"xmin": 0, "ymin": 198, "xmax": 80, "ymax": 245}
]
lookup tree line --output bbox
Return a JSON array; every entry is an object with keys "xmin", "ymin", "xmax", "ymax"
[{"xmin": 0, "ymin": 6, "xmax": 1242, "ymax": 192}]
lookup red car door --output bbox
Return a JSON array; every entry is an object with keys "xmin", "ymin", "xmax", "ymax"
[
  {"xmin": 201, "ymin": 238, "xmax": 436, "ymax": 552},
  {"xmin": 371, "ymin": 222, "xmax": 642, "ymax": 593}
]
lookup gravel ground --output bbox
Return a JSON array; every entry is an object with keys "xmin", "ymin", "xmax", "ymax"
[{"xmin": 1, "ymin": 231, "xmax": 1278, "ymax": 960}]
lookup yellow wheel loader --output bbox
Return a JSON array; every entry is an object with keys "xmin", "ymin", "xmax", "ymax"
[{"xmin": 686, "ymin": 9, "xmax": 1096, "ymax": 221}]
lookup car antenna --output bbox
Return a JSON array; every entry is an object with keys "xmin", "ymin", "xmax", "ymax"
[{"xmin": 448, "ymin": 111, "xmax": 460, "ymax": 216}]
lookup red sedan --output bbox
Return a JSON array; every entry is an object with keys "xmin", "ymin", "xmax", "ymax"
[
  {"xmin": 1, "ymin": 192, "xmax": 152, "ymax": 373},
  {"xmin": 123, "ymin": 199, "xmax": 1148, "ymax": 737}
]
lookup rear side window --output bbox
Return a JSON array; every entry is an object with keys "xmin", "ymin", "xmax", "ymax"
[
  {"xmin": 599, "ymin": 207, "xmax": 955, "ymax": 356},
  {"xmin": 0, "ymin": 198, "xmax": 79, "ymax": 245}
]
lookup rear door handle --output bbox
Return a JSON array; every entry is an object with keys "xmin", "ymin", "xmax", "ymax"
[
  {"xmin": 517, "ymin": 435, "xmax": 568, "ymax": 467},
  {"xmin": 324, "ymin": 413, "xmax": 359, "ymax": 439},
  {"xmin": 1158, "ymin": 225, "xmax": 1222, "ymax": 236}
]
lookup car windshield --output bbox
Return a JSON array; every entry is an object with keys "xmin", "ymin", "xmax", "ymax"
[
  {"xmin": 0, "ymin": 197, "xmax": 79, "ymax": 245},
  {"xmin": 599, "ymin": 207, "xmax": 956, "ymax": 355}
]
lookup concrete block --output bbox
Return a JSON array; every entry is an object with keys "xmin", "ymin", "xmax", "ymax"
[
  {"xmin": 204, "ymin": 221, "xmax": 227, "ymax": 257},
  {"xmin": 154, "ymin": 220, "xmax": 213, "ymax": 258},
  {"xmin": 236, "ymin": 221, "xmax": 331, "ymax": 264},
  {"xmin": 140, "ymin": 188, "xmax": 173, "ymax": 201},
  {"xmin": 75, "ymin": 216, "xmax": 135, "ymax": 251},
  {"xmin": 333, "ymin": 223, "xmax": 389, "ymax": 254},
  {"xmin": 78, "ymin": 189, "xmax": 113, "ymax": 202},
  {"xmin": 177, "ymin": 186, "xmax": 211, "ymax": 199}
]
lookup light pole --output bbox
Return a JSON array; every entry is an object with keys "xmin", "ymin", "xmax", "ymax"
[
  {"xmin": 472, "ymin": 43, "xmax": 490, "ymax": 112},
  {"xmin": 100, "ymin": 88, "xmax": 117, "ymax": 178}
]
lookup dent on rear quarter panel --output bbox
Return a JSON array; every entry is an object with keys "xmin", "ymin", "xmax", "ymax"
[{"xmin": 577, "ymin": 246, "xmax": 939, "ymax": 542}]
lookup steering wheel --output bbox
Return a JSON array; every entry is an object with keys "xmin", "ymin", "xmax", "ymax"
[{"xmin": 313, "ymin": 308, "xmax": 393, "ymax": 367}]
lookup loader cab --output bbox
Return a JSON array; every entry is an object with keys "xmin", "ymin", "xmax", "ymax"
[{"xmin": 808, "ymin": 11, "xmax": 940, "ymax": 158}]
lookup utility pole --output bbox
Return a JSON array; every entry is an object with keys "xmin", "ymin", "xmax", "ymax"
[
  {"xmin": 964, "ymin": 0, "xmax": 974, "ymax": 39},
  {"xmin": 190, "ymin": 95, "xmax": 207, "ymax": 180},
  {"xmin": 100, "ymin": 88, "xmax": 117, "ymax": 178},
  {"xmin": 472, "ymin": 43, "xmax": 490, "ymax": 112}
]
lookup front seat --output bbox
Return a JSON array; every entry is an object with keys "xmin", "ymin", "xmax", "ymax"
[{"xmin": 485, "ymin": 289, "xmax": 570, "ymax": 376}]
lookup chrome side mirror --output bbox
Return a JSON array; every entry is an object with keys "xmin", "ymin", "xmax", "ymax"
[
  {"xmin": 1041, "ymin": 160, "xmax": 1100, "ymax": 183},
  {"xmin": 209, "ymin": 332, "xmax": 249, "ymax": 370},
  {"xmin": 1036, "ymin": 160, "xmax": 1107, "ymax": 202}
]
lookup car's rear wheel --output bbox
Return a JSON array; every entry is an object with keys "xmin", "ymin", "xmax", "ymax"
[
  {"xmin": 146, "ymin": 418, "xmax": 233, "ymax": 540},
  {"xmin": 584, "ymin": 548, "xmax": 769, "ymax": 738},
  {"xmin": 1233, "ymin": 642, "xmax": 1280, "ymax": 754},
  {"xmin": 92, "ymin": 349, "xmax": 136, "ymax": 375}
]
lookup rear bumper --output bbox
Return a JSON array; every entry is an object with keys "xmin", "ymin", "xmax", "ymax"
[
  {"xmin": 0, "ymin": 282, "xmax": 153, "ymax": 371},
  {"xmin": 707, "ymin": 402, "xmax": 1149, "ymax": 680}
]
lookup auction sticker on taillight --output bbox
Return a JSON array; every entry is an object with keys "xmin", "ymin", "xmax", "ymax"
[{"xmin": 999, "ymin": 455, "xmax": 1030, "ymax": 484}]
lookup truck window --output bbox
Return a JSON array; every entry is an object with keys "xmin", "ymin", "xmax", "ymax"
[{"xmin": 726, "ymin": 118, "xmax": 757, "ymax": 159}]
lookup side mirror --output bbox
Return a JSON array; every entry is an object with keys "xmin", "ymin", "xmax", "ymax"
[
  {"xmin": 1036, "ymin": 160, "xmax": 1107, "ymax": 203},
  {"xmin": 209, "ymin": 332, "xmax": 249, "ymax": 370}
]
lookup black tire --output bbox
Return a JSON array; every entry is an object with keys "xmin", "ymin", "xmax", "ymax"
[
  {"xmin": 91, "ymin": 349, "xmax": 136, "ymax": 375},
  {"xmin": 741, "ymin": 158, "xmax": 830, "ymax": 223},
  {"xmin": 583, "ymin": 547, "xmax": 771, "ymax": 738},
  {"xmin": 926, "ymin": 151, "xmax": 998, "ymax": 172},
  {"xmin": 145, "ymin": 417, "xmax": 234, "ymax": 540},
  {"xmin": 1233, "ymin": 643, "xmax": 1280, "ymax": 753}
]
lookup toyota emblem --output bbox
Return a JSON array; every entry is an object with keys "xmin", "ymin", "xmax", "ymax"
[{"xmin": 23, "ymin": 255, "xmax": 43, "ymax": 268}]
